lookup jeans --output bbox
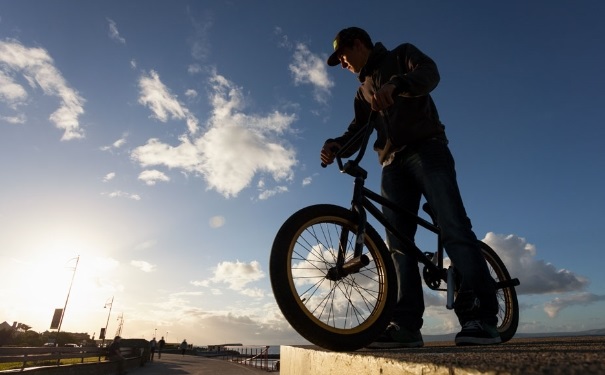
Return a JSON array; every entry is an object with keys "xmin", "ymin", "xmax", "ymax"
[{"xmin": 381, "ymin": 138, "xmax": 498, "ymax": 329}]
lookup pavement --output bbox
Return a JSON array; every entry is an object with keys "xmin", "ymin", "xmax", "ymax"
[
  {"xmin": 125, "ymin": 353, "xmax": 272, "ymax": 375},
  {"xmin": 116, "ymin": 336, "xmax": 604, "ymax": 375},
  {"xmin": 350, "ymin": 335, "xmax": 605, "ymax": 374}
]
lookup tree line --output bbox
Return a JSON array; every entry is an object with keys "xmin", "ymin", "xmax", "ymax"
[{"xmin": 0, "ymin": 324, "xmax": 94, "ymax": 347}]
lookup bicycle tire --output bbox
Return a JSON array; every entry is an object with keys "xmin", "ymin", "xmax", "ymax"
[
  {"xmin": 478, "ymin": 241, "xmax": 519, "ymax": 342},
  {"xmin": 270, "ymin": 204, "xmax": 397, "ymax": 352}
]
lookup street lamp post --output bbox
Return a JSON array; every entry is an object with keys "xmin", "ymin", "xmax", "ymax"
[
  {"xmin": 101, "ymin": 296, "xmax": 114, "ymax": 348},
  {"xmin": 55, "ymin": 256, "xmax": 79, "ymax": 346}
]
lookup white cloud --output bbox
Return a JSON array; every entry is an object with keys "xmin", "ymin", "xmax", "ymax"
[
  {"xmin": 100, "ymin": 135, "xmax": 128, "ymax": 151},
  {"xmin": 107, "ymin": 18, "xmax": 126, "ymax": 44},
  {"xmin": 0, "ymin": 70, "xmax": 28, "ymax": 105},
  {"xmin": 0, "ymin": 114, "xmax": 26, "ymax": 124},
  {"xmin": 258, "ymin": 185, "xmax": 288, "ymax": 200},
  {"xmin": 240, "ymin": 287, "xmax": 265, "ymax": 299},
  {"xmin": 544, "ymin": 292, "xmax": 605, "ymax": 318},
  {"xmin": 131, "ymin": 260, "xmax": 156, "ymax": 273},
  {"xmin": 188, "ymin": 64, "xmax": 202, "ymax": 74},
  {"xmin": 138, "ymin": 169, "xmax": 170, "ymax": 186},
  {"xmin": 193, "ymin": 260, "xmax": 265, "ymax": 291},
  {"xmin": 274, "ymin": 26, "xmax": 292, "ymax": 49},
  {"xmin": 185, "ymin": 89, "xmax": 198, "ymax": 99},
  {"xmin": 289, "ymin": 43, "xmax": 334, "ymax": 104},
  {"xmin": 482, "ymin": 232, "xmax": 589, "ymax": 294},
  {"xmin": 103, "ymin": 172, "xmax": 116, "ymax": 182},
  {"xmin": 189, "ymin": 12, "xmax": 213, "ymax": 61},
  {"xmin": 138, "ymin": 70, "xmax": 199, "ymax": 134},
  {"xmin": 104, "ymin": 190, "xmax": 141, "ymax": 201},
  {"xmin": 132, "ymin": 72, "xmax": 297, "ymax": 198},
  {"xmin": 302, "ymin": 176, "xmax": 312, "ymax": 186},
  {"xmin": 0, "ymin": 39, "xmax": 85, "ymax": 140}
]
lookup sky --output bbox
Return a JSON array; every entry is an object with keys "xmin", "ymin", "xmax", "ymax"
[{"xmin": 0, "ymin": 0, "xmax": 604, "ymax": 347}]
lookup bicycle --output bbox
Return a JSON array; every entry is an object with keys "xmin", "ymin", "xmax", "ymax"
[{"xmin": 269, "ymin": 112, "xmax": 520, "ymax": 352}]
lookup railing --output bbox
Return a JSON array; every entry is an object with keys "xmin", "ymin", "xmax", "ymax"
[
  {"xmin": 0, "ymin": 346, "xmax": 103, "ymax": 371},
  {"xmin": 0, "ymin": 339, "xmax": 149, "ymax": 373},
  {"xmin": 221, "ymin": 345, "xmax": 280, "ymax": 372}
]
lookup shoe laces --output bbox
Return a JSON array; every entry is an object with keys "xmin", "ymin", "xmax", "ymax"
[
  {"xmin": 462, "ymin": 320, "xmax": 483, "ymax": 330},
  {"xmin": 386, "ymin": 322, "xmax": 401, "ymax": 332}
]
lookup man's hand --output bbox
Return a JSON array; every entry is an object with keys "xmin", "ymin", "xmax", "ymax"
[
  {"xmin": 371, "ymin": 83, "xmax": 396, "ymax": 112},
  {"xmin": 320, "ymin": 141, "xmax": 341, "ymax": 166}
]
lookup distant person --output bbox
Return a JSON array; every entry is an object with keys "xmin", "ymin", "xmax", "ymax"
[
  {"xmin": 149, "ymin": 337, "xmax": 157, "ymax": 362},
  {"xmin": 107, "ymin": 336, "xmax": 126, "ymax": 375},
  {"xmin": 158, "ymin": 336, "xmax": 166, "ymax": 359},
  {"xmin": 180, "ymin": 339, "xmax": 188, "ymax": 356}
]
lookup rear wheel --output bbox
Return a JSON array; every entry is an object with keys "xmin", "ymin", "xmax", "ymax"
[
  {"xmin": 270, "ymin": 204, "xmax": 397, "ymax": 351},
  {"xmin": 479, "ymin": 241, "xmax": 519, "ymax": 342}
]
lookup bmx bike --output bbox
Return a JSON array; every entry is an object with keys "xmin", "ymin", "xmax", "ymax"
[{"xmin": 270, "ymin": 112, "xmax": 520, "ymax": 351}]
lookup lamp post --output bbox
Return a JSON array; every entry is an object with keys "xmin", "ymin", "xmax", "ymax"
[
  {"xmin": 101, "ymin": 296, "xmax": 114, "ymax": 348},
  {"xmin": 55, "ymin": 256, "xmax": 79, "ymax": 346}
]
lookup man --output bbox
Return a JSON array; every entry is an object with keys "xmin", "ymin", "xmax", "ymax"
[
  {"xmin": 107, "ymin": 336, "xmax": 127, "ymax": 374},
  {"xmin": 158, "ymin": 336, "xmax": 165, "ymax": 359},
  {"xmin": 321, "ymin": 27, "xmax": 500, "ymax": 347},
  {"xmin": 149, "ymin": 337, "xmax": 157, "ymax": 362}
]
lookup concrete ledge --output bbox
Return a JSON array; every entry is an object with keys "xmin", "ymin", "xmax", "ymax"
[
  {"xmin": 280, "ymin": 346, "xmax": 455, "ymax": 375},
  {"xmin": 279, "ymin": 336, "xmax": 605, "ymax": 375}
]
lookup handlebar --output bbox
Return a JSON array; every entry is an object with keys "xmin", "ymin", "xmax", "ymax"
[{"xmin": 321, "ymin": 111, "xmax": 378, "ymax": 172}]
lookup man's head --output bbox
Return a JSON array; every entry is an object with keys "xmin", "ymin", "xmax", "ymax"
[{"xmin": 327, "ymin": 27, "xmax": 373, "ymax": 71}]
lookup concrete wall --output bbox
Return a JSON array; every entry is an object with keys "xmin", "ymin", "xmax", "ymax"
[{"xmin": 280, "ymin": 346, "xmax": 450, "ymax": 375}]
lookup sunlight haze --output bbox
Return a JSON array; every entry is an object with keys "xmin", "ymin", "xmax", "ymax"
[{"xmin": 0, "ymin": 0, "xmax": 604, "ymax": 347}]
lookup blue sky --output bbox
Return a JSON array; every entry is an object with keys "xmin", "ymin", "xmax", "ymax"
[{"xmin": 0, "ymin": 1, "xmax": 604, "ymax": 346}]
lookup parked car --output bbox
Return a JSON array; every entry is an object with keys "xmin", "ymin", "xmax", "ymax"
[{"xmin": 63, "ymin": 343, "xmax": 80, "ymax": 347}]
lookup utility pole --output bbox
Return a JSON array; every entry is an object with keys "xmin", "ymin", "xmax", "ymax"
[
  {"xmin": 55, "ymin": 255, "xmax": 79, "ymax": 346},
  {"xmin": 101, "ymin": 296, "xmax": 114, "ymax": 348}
]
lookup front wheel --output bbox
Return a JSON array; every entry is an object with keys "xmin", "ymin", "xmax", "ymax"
[
  {"xmin": 270, "ymin": 204, "xmax": 397, "ymax": 352},
  {"xmin": 479, "ymin": 241, "xmax": 519, "ymax": 342}
]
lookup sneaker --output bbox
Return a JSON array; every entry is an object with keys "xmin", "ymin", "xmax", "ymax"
[
  {"xmin": 455, "ymin": 320, "xmax": 502, "ymax": 346},
  {"xmin": 367, "ymin": 322, "xmax": 424, "ymax": 348}
]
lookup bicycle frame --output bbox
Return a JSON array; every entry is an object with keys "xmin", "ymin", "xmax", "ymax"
[{"xmin": 329, "ymin": 112, "xmax": 447, "ymax": 288}]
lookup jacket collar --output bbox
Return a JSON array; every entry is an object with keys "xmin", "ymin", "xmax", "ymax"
[{"xmin": 358, "ymin": 42, "xmax": 388, "ymax": 82}]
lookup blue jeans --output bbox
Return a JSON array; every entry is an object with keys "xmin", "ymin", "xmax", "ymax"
[{"xmin": 381, "ymin": 138, "xmax": 498, "ymax": 330}]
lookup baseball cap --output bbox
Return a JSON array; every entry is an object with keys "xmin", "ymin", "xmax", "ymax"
[{"xmin": 327, "ymin": 27, "xmax": 371, "ymax": 66}]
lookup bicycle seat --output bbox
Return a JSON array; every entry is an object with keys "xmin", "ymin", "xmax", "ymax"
[{"xmin": 422, "ymin": 203, "xmax": 438, "ymax": 225}]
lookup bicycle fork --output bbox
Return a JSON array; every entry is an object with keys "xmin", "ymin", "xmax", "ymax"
[{"xmin": 325, "ymin": 201, "xmax": 369, "ymax": 281}]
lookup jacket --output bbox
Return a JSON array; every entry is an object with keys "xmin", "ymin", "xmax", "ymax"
[{"xmin": 329, "ymin": 42, "xmax": 447, "ymax": 165}]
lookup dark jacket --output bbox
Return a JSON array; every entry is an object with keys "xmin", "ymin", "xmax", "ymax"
[{"xmin": 329, "ymin": 42, "xmax": 446, "ymax": 164}]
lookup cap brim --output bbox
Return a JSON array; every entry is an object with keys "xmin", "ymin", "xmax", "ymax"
[{"xmin": 327, "ymin": 50, "xmax": 340, "ymax": 66}]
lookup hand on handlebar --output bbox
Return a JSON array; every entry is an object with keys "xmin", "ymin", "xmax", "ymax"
[{"xmin": 320, "ymin": 142, "xmax": 341, "ymax": 167}]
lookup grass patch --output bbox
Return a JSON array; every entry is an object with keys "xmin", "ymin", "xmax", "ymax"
[{"xmin": 0, "ymin": 357, "xmax": 104, "ymax": 371}]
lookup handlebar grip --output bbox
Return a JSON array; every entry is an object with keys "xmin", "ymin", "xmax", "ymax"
[{"xmin": 320, "ymin": 146, "xmax": 340, "ymax": 168}]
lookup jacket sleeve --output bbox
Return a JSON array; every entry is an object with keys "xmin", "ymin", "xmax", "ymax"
[
  {"xmin": 386, "ymin": 43, "xmax": 440, "ymax": 97},
  {"xmin": 325, "ymin": 90, "xmax": 373, "ymax": 158}
]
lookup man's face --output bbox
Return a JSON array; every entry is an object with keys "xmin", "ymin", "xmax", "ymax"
[{"xmin": 337, "ymin": 40, "xmax": 364, "ymax": 74}]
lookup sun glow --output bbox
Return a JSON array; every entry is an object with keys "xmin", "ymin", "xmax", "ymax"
[{"xmin": 0, "ymin": 230, "xmax": 124, "ymax": 335}]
